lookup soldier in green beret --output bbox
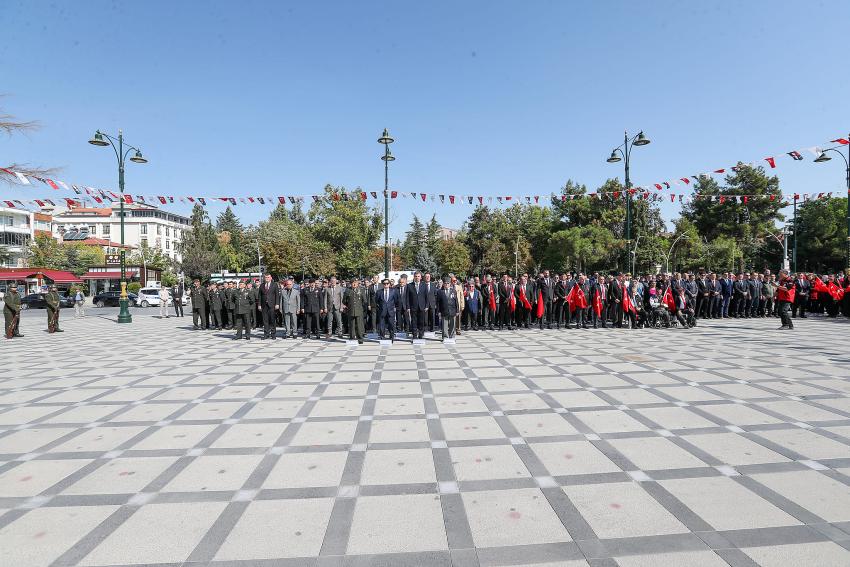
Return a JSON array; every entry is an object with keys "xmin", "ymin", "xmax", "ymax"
[
  {"xmin": 4, "ymin": 286, "xmax": 22, "ymax": 339},
  {"xmin": 45, "ymin": 285, "xmax": 63, "ymax": 333}
]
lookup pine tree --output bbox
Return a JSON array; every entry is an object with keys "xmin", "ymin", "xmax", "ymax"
[{"xmin": 401, "ymin": 215, "xmax": 426, "ymax": 268}]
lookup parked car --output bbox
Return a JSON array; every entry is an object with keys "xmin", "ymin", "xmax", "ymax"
[
  {"xmin": 137, "ymin": 287, "xmax": 172, "ymax": 307},
  {"xmin": 92, "ymin": 291, "xmax": 138, "ymax": 308},
  {"xmin": 19, "ymin": 293, "xmax": 75, "ymax": 310}
]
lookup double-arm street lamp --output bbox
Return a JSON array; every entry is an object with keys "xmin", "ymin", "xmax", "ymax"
[
  {"xmin": 378, "ymin": 129, "xmax": 395, "ymax": 279},
  {"xmin": 814, "ymin": 138, "xmax": 850, "ymax": 275},
  {"xmin": 606, "ymin": 131, "xmax": 651, "ymax": 272},
  {"xmin": 88, "ymin": 130, "xmax": 148, "ymax": 324}
]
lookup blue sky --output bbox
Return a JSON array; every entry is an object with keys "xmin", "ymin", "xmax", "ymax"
[{"xmin": 2, "ymin": 0, "xmax": 848, "ymax": 240}]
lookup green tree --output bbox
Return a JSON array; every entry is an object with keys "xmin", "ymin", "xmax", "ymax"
[
  {"xmin": 257, "ymin": 206, "xmax": 337, "ymax": 278},
  {"xmin": 795, "ymin": 196, "xmax": 847, "ymax": 272},
  {"xmin": 178, "ymin": 204, "xmax": 221, "ymax": 279},
  {"xmin": 308, "ymin": 185, "xmax": 382, "ymax": 276},
  {"xmin": 437, "ymin": 238, "xmax": 471, "ymax": 276},
  {"xmin": 547, "ymin": 226, "xmax": 617, "ymax": 273},
  {"xmin": 401, "ymin": 215, "xmax": 426, "ymax": 268},
  {"xmin": 682, "ymin": 165, "xmax": 783, "ymax": 271},
  {"xmin": 424, "ymin": 215, "xmax": 442, "ymax": 259},
  {"xmin": 27, "ymin": 234, "xmax": 65, "ymax": 268}
]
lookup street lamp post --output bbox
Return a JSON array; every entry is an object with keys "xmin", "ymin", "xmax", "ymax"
[
  {"xmin": 378, "ymin": 129, "xmax": 395, "ymax": 280},
  {"xmin": 606, "ymin": 131, "xmax": 651, "ymax": 271},
  {"xmin": 814, "ymin": 139, "xmax": 850, "ymax": 275},
  {"xmin": 88, "ymin": 130, "xmax": 147, "ymax": 324},
  {"xmin": 664, "ymin": 233, "xmax": 689, "ymax": 274}
]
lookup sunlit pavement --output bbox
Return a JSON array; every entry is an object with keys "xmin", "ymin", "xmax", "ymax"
[{"xmin": 1, "ymin": 314, "xmax": 850, "ymax": 566}]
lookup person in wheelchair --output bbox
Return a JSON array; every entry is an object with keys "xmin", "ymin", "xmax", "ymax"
[
  {"xmin": 673, "ymin": 287, "xmax": 696, "ymax": 328},
  {"xmin": 647, "ymin": 286, "xmax": 670, "ymax": 328}
]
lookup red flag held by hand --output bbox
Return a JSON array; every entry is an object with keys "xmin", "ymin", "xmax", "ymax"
[
  {"xmin": 662, "ymin": 287, "xmax": 676, "ymax": 312},
  {"xmin": 536, "ymin": 290, "xmax": 544, "ymax": 318},
  {"xmin": 488, "ymin": 285, "xmax": 496, "ymax": 312}
]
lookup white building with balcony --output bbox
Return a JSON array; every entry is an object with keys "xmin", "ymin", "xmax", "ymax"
[
  {"xmin": 50, "ymin": 202, "xmax": 190, "ymax": 262},
  {"xmin": 0, "ymin": 206, "xmax": 34, "ymax": 267}
]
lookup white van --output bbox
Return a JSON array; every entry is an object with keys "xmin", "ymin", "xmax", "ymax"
[{"xmin": 137, "ymin": 287, "xmax": 170, "ymax": 308}]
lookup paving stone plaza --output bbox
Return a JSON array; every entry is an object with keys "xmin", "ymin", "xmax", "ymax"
[{"xmin": 1, "ymin": 314, "xmax": 850, "ymax": 566}]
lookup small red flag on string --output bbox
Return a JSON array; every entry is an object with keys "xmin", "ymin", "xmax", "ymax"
[
  {"xmin": 765, "ymin": 157, "xmax": 776, "ymax": 168},
  {"xmin": 391, "ymin": 191, "xmax": 397, "ymax": 199},
  {"xmin": 449, "ymin": 195, "xmax": 455, "ymax": 204},
  {"xmin": 654, "ymin": 184, "xmax": 662, "ymax": 190},
  {"xmin": 420, "ymin": 193, "xmax": 426, "ymax": 201},
  {"xmin": 680, "ymin": 178, "xmax": 690, "ymax": 185},
  {"xmin": 47, "ymin": 179, "xmax": 59, "ymax": 190},
  {"xmin": 830, "ymin": 138, "xmax": 849, "ymax": 145}
]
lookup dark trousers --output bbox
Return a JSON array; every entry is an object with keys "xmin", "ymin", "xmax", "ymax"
[
  {"xmin": 499, "ymin": 304, "xmax": 512, "ymax": 329},
  {"xmin": 174, "ymin": 301, "xmax": 184, "ymax": 316},
  {"xmin": 234, "ymin": 313, "xmax": 250, "ymax": 338},
  {"xmin": 573, "ymin": 308, "xmax": 586, "ymax": 327},
  {"xmin": 349, "ymin": 314, "xmax": 365, "ymax": 341},
  {"xmin": 483, "ymin": 306, "xmax": 497, "ymax": 329},
  {"xmin": 211, "ymin": 308, "xmax": 222, "ymax": 329},
  {"xmin": 261, "ymin": 306, "xmax": 277, "ymax": 337},
  {"xmin": 227, "ymin": 308, "xmax": 235, "ymax": 328},
  {"xmin": 735, "ymin": 296, "xmax": 748, "ymax": 317},
  {"xmin": 304, "ymin": 312, "xmax": 320, "ymax": 337},
  {"xmin": 193, "ymin": 308, "xmax": 207, "ymax": 329},
  {"xmin": 379, "ymin": 311, "xmax": 395, "ymax": 338},
  {"xmin": 411, "ymin": 308, "xmax": 426, "ymax": 338},
  {"xmin": 792, "ymin": 299, "xmax": 807, "ymax": 318},
  {"xmin": 539, "ymin": 301, "xmax": 552, "ymax": 328},
  {"xmin": 779, "ymin": 301, "xmax": 793, "ymax": 328},
  {"xmin": 462, "ymin": 308, "xmax": 478, "ymax": 330}
]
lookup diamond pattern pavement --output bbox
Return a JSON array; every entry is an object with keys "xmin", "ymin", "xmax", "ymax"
[{"xmin": 1, "ymin": 315, "xmax": 850, "ymax": 566}]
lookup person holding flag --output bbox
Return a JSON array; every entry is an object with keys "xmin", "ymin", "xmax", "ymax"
[
  {"xmin": 497, "ymin": 274, "xmax": 514, "ymax": 330},
  {"xmin": 567, "ymin": 274, "xmax": 589, "ymax": 328},
  {"xmin": 515, "ymin": 274, "xmax": 533, "ymax": 329},
  {"xmin": 482, "ymin": 274, "xmax": 498, "ymax": 331},
  {"xmin": 591, "ymin": 276, "xmax": 607, "ymax": 328},
  {"xmin": 775, "ymin": 270, "xmax": 796, "ymax": 330}
]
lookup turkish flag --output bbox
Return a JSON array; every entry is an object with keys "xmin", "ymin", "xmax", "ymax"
[
  {"xmin": 567, "ymin": 285, "xmax": 587, "ymax": 312},
  {"xmin": 622, "ymin": 287, "xmax": 636, "ymax": 314},
  {"xmin": 488, "ymin": 284, "xmax": 496, "ymax": 312},
  {"xmin": 536, "ymin": 290, "xmax": 544, "ymax": 318},
  {"xmin": 592, "ymin": 289, "xmax": 603, "ymax": 317},
  {"xmin": 509, "ymin": 288, "xmax": 516, "ymax": 312},
  {"xmin": 518, "ymin": 286, "xmax": 532, "ymax": 310},
  {"xmin": 662, "ymin": 287, "xmax": 676, "ymax": 312}
]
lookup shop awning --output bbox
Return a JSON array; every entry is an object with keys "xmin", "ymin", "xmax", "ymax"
[{"xmin": 0, "ymin": 269, "xmax": 82, "ymax": 283}]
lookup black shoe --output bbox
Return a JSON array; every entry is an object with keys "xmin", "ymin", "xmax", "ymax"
[
  {"xmin": 358, "ymin": 340, "xmax": 364, "ymax": 344},
  {"xmin": 55, "ymin": 329, "xmax": 64, "ymax": 332},
  {"xmin": 245, "ymin": 336, "xmax": 250, "ymax": 340},
  {"xmin": 233, "ymin": 336, "xmax": 242, "ymax": 340}
]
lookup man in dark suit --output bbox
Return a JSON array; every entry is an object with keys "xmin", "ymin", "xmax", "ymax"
[
  {"xmin": 376, "ymin": 278, "xmax": 398, "ymax": 341},
  {"xmin": 792, "ymin": 273, "xmax": 810, "ymax": 318},
  {"xmin": 424, "ymin": 272, "xmax": 438, "ymax": 332},
  {"xmin": 462, "ymin": 281, "xmax": 481, "ymax": 331},
  {"xmin": 395, "ymin": 274, "xmax": 410, "ymax": 336},
  {"xmin": 748, "ymin": 272, "xmax": 763, "ymax": 318},
  {"xmin": 591, "ymin": 275, "xmax": 608, "ymax": 328},
  {"xmin": 301, "ymin": 279, "xmax": 323, "ymax": 339},
  {"xmin": 497, "ymin": 274, "xmax": 512, "ymax": 330},
  {"xmin": 436, "ymin": 277, "xmax": 459, "ymax": 341},
  {"xmin": 553, "ymin": 274, "xmax": 568, "ymax": 329},
  {"xmin": 514, "ymin": 274, "xmax": 534, "ymax": 329},
  {"xmin": 258, "ymin": 273, "xmax": 281, "ymax": 339},
  {"xmin": 171, "ymin": 282, "xmax": 185, "ymax": 317},
  {"xmin": 609, "ymin": 274, "xmax": 624, "ymax": 328},
  {"xmin": 407, "ymin": 271, "xmax": 429, "ymax": 339},
  {"xmin": 536, "ymin": 270, "xmax": 555, "ymax": 329},
  {"xmin": 733, "ymin": 273, "xmax": 750, "ymax": 318},
  {"xmin": 480, "ymin": 274, "xmax": 496, "ymax": 331},
  {"xmin": 696, "ymin": 273, "xmax": 709, "ymax": 319}
]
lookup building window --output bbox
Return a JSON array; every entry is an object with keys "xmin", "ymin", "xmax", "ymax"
[
  {"xmin": 1, "ymin": 215, "xmax": 14, "ymax": 227},
  {"xmin": 165, "ymin": 227, "xmax": 170, "ymax": 237},
  {"xmin": 156, "ymin": 225, "xmax": 162, "ymax": 236},
  {"xmin": 102, "ymin": 225, "xmax": 110, "ymax": 237},
  {"xmin": 140, "ymin": 224, "xmax": 147, "ymax": 236},
  {"xmin": 88, "ymin": 225, "xmax": 97, "ymax": 235},
  {"xmin": 165, "ymin": 240, "xmax": 170, "ymax": 250}
]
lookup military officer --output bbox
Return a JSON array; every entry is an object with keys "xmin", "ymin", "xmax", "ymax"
[
  {"xmin": 209, "ymin": 283, "xmax": 224, "ymax": 330},
  {"xmin": 189, "ymin": 279, "xmax": 209, "ymax": 329},
  {"xmin": 301, "ymin": 279, "xmax": 323, "ymax": 339},
  {"xmin": 232, "ymin": 280, "xmax": 255, "ymax": 340},
  {"xmin": 45, "ymin": 285, "xmax": 63, "ymax": 333},
  {"xmin": 343, "ymin": 277, "xmax": 366, "ymax": 344},
  {"xmin": 4, "ymin": 286, "xmax": 22, "ymax": 339}
]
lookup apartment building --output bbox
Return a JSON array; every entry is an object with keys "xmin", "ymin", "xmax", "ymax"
[
  {"xmin": 50, "ymin": 202, "xmax": 190, "ymax": 262},
  {"xmin": 0, "ymin": 206, "xmax": 34, "ymax": 267}
]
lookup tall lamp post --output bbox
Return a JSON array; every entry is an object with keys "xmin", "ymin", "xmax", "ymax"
[
  {"xmin": 88, "ymin": 130, "xmax": 148, "ymax": 324},
  {"xmin": 814, "ymin": 139, "xmax": 850, "ymax": 275},
  {"xmin": 606, "ymin": 131, "xmax": 651, "ymax": 271},
  {"xmin": 378, "ymin": 129, "xmax": 395, "ymax": 280}
]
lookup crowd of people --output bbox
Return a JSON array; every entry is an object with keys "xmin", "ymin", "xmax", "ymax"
[{"xmin": 173, "ymin": 268, "xmax": 850, "ymax": 343}]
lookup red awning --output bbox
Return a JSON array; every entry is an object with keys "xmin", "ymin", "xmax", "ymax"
[
  {"xmin": 0, "ymin": 269, "xmax": 82, "ymax": 283},
  {"xmin": 80, "ymin": 271, "xmax": 138, "ymax": 279}
]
